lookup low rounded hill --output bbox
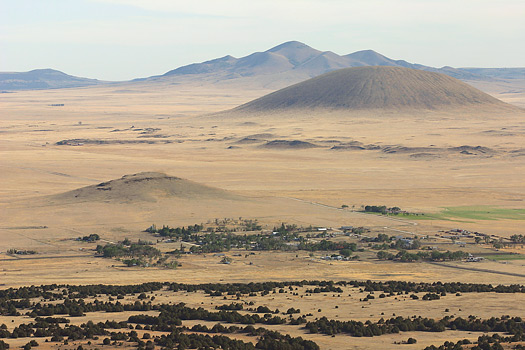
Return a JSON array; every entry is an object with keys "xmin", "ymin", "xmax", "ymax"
[
  {"xmin": 51, "ymin": 172, "xmax": 240, "ymax": 203},
  {"xmin": 232, "ymin": 66, "xmax": 517, "ymax": 112}
]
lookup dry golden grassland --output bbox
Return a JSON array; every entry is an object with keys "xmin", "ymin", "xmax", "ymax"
[{"xmin": 1, "ymin": 80, "xmax": 524, "ymax": 349}]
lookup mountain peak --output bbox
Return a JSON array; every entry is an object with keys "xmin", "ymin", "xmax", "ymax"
[
  {"xmin": 28, "ymin": 68, "xmax": 65, "ymax": 74},
  {"xmin": 345, "ymin": 50, "xmax": 394, "ymax": 66},
  {"xmin": 0, "ymin": 68, "xmax": 102, "ymax": 90},
  {"xmin": 265, "ymin": 41, "xmax": 321, "ymax": 67},
  {"xmin": 267, "ymin": 41, "xmax": 311, "ymax": 51}
]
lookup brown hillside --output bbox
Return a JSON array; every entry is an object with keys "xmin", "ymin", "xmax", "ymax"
[
  {"xmin": 232, "ymin": 66, "xmax": 518, "ymax": 112},
  {"xmin": 51, "ymin": 172, "xmax": 240, "ymax": 203}
]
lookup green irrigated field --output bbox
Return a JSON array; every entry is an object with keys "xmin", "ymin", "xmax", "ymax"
[
  {"xmin": 481, "ymin": 254, "xmax": 525, "ymax": 261},
  {"xmin": 376, "ymin": 206, "xmax": 525, "ymax": 222},
  {"xmin": 436, "ymin": 206, "xmax": 525, "ymax": 221}
]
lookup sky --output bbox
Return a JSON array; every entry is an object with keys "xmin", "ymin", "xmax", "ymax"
[{"xmin": 1, "ymin": 0, "xmax": 524, "ymax": 81}]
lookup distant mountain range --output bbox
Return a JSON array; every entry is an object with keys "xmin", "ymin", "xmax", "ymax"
[
  {"xmin": 161, "ymin": 41, "xmax": 481, "ymax": 80},
  {"xmin": 0, "ymin": 69, "xmax": 105, "ymax": 91},
  {"xmin": 1, "ymin": 41, "xmax": 524, "ymax": 91}
]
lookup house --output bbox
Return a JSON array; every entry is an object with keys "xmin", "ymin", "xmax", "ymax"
[
  {"xmin": 466, "ymin": 256, "xmax": 484, "ymax": 262},
  {"xmin": 399, "ymin": 238, "xmax": 414, "ymax": 246}
]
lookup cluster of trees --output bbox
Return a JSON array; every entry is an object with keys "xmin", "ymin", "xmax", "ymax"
[
  {"xmin": 129, "ymin": 303, "xmax": 289, "ymax": 328},
  {"xmin": 168, "ymin": 280, "xmax": 345, "ymax": 296},
  {"xmin": 424, "ymin": 339, "xmax": 474, "ymax": 350},
  {"xmin": 425, "ymin": 330, "xmax": 525, "ymax": 350},
  {"xmin": 369, "ymin": 237, "xmax": 422, "ymax": 251},
  {"xmin": 305, "ymin": 285, "xmax": 344, "ymax": 294},
  {"xmin": 363, "ymin": 205, "xmax": 403, "ymax": 214},
  {"xmin": 298, "ymin": 240, "xmax": 356, "ymax": 253},
  {"xmin": 12, "ymin": 292, "xmax": 522, "ymax": 340},
  {"xmin": 377, "ymin": 250, "xmax": 469, "ymax": 262},
  {"xmin": 305, "ymin": 315, "xmax": 525, "ymax": 338},
  {"xmin": 362, "ymin": 205, "xmax": 425, "ymax": 216},
  {"xmin": 150, "ymin": 226, "xmax": 297, "ymax": 253},
  {"xmin": 215, "ymin": 303, "xmax": 244, "ymax": 311},
  {"xmin": 147, "ymin": 224, "xmax": 203, "ymax": 239},
  {"xmin": 364, "ymin": 205, "xmax": 389, "ymax": 214},
  {"xmin": 363, "ymin": 233, "xmax": 390, "ymax": 243},
  {"xmin": 346, "ymin": 280, "xmax": 525, "ymax": 294},
  {"xmin": 0, "ymin": 319, "xmax": 128, "ymax": 340},
  {"xmin": 422, "ymin": 293, "xmax": 442, "ymax": 300},
  {"xmin": 147, "ymin": 220, "xmax": 267, "ymax": 239},
  {"xmin": 0, "ymin": 283, "xmax": 165, "ymax": 302},
  {"xmin": 510, "ymin": 234, "xmax": 525, "ymax": 243},
  {"xmin": 305, "ymin": 316, "xmax": 447, "ymax": 336},
  {"xmin": 96, "ymin": 240, "xmax": 160, "ymax": 259},
  {"xmin": 6, "ymin": 249, "xmax": 37, "ymax": 255},
  {"xmin": 272, "ymin": 223, "xmax": 299, "ymax": 235},
  {"xmin": 2, "ymin": 280, "xmax": 524, "ymax": 319},
  {"xmin": 25, "ymin": 299, "xmax": 153, "ymax": 318},
  {"xmin": 155, "ymin": 330, "xmax": 255, "ymax": 350},
  {"xmin": 77, "ymin": 234, "xmax": 100, "ymax": 242},
  {"xmin": 191, "ymin": 232, "xmax": 294, "ymax": 253},
  {"xmin": 154, "ymin": 325, "xmax": 318, "ymax": 350},
  {"xmin": 2, "ymin": 281, "xmax": 525, "ymax": 350},
  {"xmin": 146, "ymin": 222, "xmax": 357, "ymax": 254}
]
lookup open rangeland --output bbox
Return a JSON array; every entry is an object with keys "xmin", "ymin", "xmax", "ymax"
[{"xmin": 1, "ymin": 67, "xmax": 525, "ymax": 349}]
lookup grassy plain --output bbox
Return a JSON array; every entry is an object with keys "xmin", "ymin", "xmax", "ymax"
[{"xmin": 1, "ymin": 79, "xmax": 525, "ymax": 349}]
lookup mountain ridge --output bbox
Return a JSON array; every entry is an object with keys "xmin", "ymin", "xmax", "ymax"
[
  {"xmin": 160, "ymin": 41, "xmax": 488, "ymax": 81},
  {"xmin": 2, "ymin": 41, "xmax": 524, "ymax": 91},
  {"xmin": 0, "ymin": 68, "xmax": 107, "ymax": 91}
]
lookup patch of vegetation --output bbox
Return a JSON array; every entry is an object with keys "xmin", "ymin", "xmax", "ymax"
[
  {"xmin": 147, "ymin": 223, "xmax": 357, "ymax": 254},
  {"xmin": 362, "ymin": 205, "xmax": 429, "ymax": 218},
  {"xmin": 426, "ymin": 331, "xmax": 525, "ymax": 350},
  {"xmin": 510, "ymin": 234, "xmax": 525, "ymax": 243},
  {"xmin": 364, "ymin": 205, "xmax": 525, "ymax": 222},
  {"xmin": 377, "ymin": 250, "xmax": 468, "ymax": 262},
  {"xmin": 481, "ymin": 254, "xmax": 525, "ymax": 261},
  {"xmin": 6, "ymin": 249, "xmax": 37, "ymax": 255},
  {"xmin": 77, "ymin": 234, "xmax": 100, "ymax": 242},
  {"xmin": 306, "ymin": 315, "xmax": 525, "ymax": 338},
  {"xmin": 96, "ymin": 240, "xmax": 160, "ymax": 259},
  {"xmin": 433, "ymin": 206, "xmax": 525, "ymax": 221},
  {"xmin": 366, "ymin": 234, "xmax": 422, "ymax": 250}
]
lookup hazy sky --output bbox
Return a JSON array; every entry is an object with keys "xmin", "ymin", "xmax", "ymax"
[{"xmin": 1, "ymin": 0, "xmax": 524, "ymax": 80}]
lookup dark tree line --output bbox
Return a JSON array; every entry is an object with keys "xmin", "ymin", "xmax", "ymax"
[
  {"xmin": 128, "ymin": 302, "xmax": 288, "ymax": 327},
  {"xmin": 377, "ymin": 250, "xmax": 469, "ymax": 262},
  {"xmin": 425, "ymin": 331, "xmax": 525, "ymax": 350},
  {"xmin": 305, "ymin": 315, "xmax": 524, "ymax": 338},
  {"xmin": 96, "ymin": 241, "xmax": 160, "ymax": 259},
  {"xmin": 2, "ymin": 280, "xmax": 524, "ymax": 318}
]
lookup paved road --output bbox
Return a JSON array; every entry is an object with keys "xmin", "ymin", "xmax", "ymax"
[
  {"xmin": 429, "ymin": 262, "xmax": 525, "ymax": 278},
  {"xmin": 0, "ymin": 254, "xmax": 93, "ymax": 262}
]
